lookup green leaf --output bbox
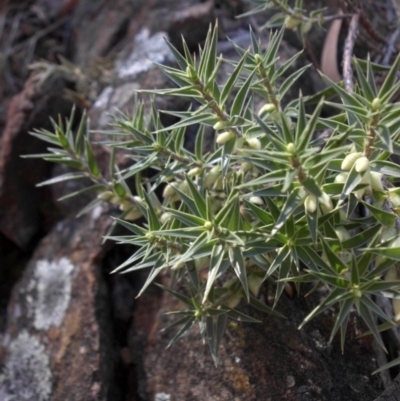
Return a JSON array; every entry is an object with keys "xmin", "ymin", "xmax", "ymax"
[
  {"xmin": 36, "ymin": 172, "xmax": 87, "ymax": 187},
  {"xmin": 361, "ymin": 201, "xmax": 398, "ymax": 227},
  {"xmin": 203, "ymin": 245, "xmax": 225, "ymax": 302},
  {"xmin": 378, "ymin": 51, "xmax": 400, "ymax": 101},
  {"xmin": 341, "ymin": 224, "xmax": 381, "ymax": 249},
  {"xmin": 231, "ymin": 69, "xmax": 257, "ymax": 117},
  {"xmin": 221, "ymin": 51, "xmax": 248, "ymax": 107},
  {"xmin": 271, "ymin": 188, "xmax": 303, "ymax": 236},
  {"xmin": 279, "ymin": 64, "xmax": 310, "ymax": 100},
  {"xmin": 302, "ymin": 176, "xmax": 322, "ymax": 197},
  {"xmin": 229, "ymin": 247, "xmax": 249, "ymax": 301}
]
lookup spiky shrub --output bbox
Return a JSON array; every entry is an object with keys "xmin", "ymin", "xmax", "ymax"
[{"xmin": 27, "ymin": 4, "xmax": 400, "ymax": 371}]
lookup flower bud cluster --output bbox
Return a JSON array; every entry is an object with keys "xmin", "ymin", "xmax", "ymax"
[{"xmin": 336, "ymin": 151, "xmax": 385, "ymax": 199}]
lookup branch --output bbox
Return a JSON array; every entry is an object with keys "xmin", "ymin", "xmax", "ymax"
[{"xmin": 342, "ymin": 12, "xmax": 359, "ymax": 93}]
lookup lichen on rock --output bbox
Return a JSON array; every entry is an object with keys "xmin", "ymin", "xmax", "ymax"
[
  {"xmin": 0, "ymin": 331, "xmax": 52, "ymax": 401},
  {"xmin": 28, "ymin": 257, "xmax": 75, "ymax": 330}
]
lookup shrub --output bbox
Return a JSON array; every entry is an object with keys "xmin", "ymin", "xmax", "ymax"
[{"xmin": 27, "ymin": 0, "xmax": 400, "ymax": 372}]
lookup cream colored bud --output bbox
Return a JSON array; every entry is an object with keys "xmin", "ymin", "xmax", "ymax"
[
  {"xmin": 216, "ymin": 131, "xmax": 236, "ymax": 144},
  {"xmin": 319, "ymin": 191, "xmax": 333, "ymax": 213},
  {"xmin": 388, "ymin": 190, "xmax": 400, "ymax": 208},
  {"xmin": 284, "ymin": 15, "xmax": 301, "ymax": 30},
  {"xmin": 286, "ymin": 142, "xmax": 296, "ymax": 154},
  {"xmin": 160, "ymin": 212, "xmax": 171, "ymax": 224},
  {"xmin": 258, "ymin": 103, "xmax": 276, "ymax": 116},
  {"xmin": 298, "ymin": 188, "xmax": 307, "ymax": 200},
  {"xmin": 393, "ymin": 298, "xmax": 400, "ymax": 322},
  {"xmin": 240, "ymin": 162, "xmax": 253, "ymax": 172},
  {"xmin": 213, "ymin": 120, "xmax": 230, "ymax": 131},
  {"xmin": 341, "ymin": 152, "xmax": 362, "ymax": 171},
  {"xmin": 188, "ymin": 167, "xmax": 202, "ymax": 177},
  {"xmin": 355, "ymin": 156, "xmax": 370, "ymax": 173},
  {"xmin": 248, "ymin": 273, "xmax": 263, "ymax": 297},
  {"xmin": 335, "ymin": 227, "xmax": 350, "ymax": 243},
  {"xmin": 334, "ymin": 172, "xmax": 348, "ymax": 184},
  {"xmin": 125, "ymin": 208, "xmax": 142, "ymax": 221},
  {"xmin": 110, "ymin": 196, "xmax": 122, "ymax": 205},
  {"xmin": 162, "ymin": 184, "xmax": 176, "ymax": 198},
  {"xmin": 249, "ymin": 196, "xmax": 264, "ymax": 205},
  {"xmin": 304, "ymin": 195, "xmax": 317, "ymax": 213},
  {"xmin": 203, "ymin": 167, "xmax": 220, "ymax": 188},
  {"xmin": 119, "ymin": 201, "xmax": 132, "ymax": 211},
  {"xmin": 371, "ymin": 97, "xmax": 381, "ymax": 112},
  {"xmin": 370, "ymin": 172, "xmax": 384, "ymax": 192},
  {"xmin": 97, "ymin": 190, "xmax": 114, "ymax": 201},
  {"xmin": 178, "ymin": 180, "xmax": 190, "ymax": 194},
  {"xmin": 245, "ymin": 138, "xmax": 262, "ymax": 150},
  {"xmin": 204, "ymin": 221, "xmax": 213, "ymax": 230}
]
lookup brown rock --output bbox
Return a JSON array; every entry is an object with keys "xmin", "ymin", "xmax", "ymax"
[
  {"xmin": 0, "ymin": 73, "xmax": 72, "ymax": 248},
  {"xmin": 0, "ymin": 205, "xmax": 118, "ymax": 401}
]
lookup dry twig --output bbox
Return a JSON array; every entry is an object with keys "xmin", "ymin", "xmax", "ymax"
[{"xmin": 343, "ymin": 12, "xmax": 359, "ymax": 92}]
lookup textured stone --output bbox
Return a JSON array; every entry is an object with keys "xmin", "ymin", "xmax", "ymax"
[{"xmin": 0, "ymin": 207, "xmax": 118, "ymax": 401}]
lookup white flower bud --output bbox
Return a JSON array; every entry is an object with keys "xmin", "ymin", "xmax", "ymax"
[
  {"xmin": 97, "ymin": 190, "xmax": 114, "ymax": 201},
  {"xmin": 162, "ymin": 184, "xmax": 176, "ymax": 198},
  {"xmin": 335, "ymin": 227, "xmax": 350, "ymax": 242},
  {"xmin": 319, "ymin": 191, "xmax": 333, "ymax": 213},
  {"xmin": 125, "ymin": 208, "xmax": 142, "ymax": 221},
  {"xmin": 216, "ymin": 131, "xmax": 236, "ymax": 144},
  {"xmin": 160, "ymin": 212, "xmax": 171, "ymax": 224},
  {"xmin": 341, "ymin": 152, "xmax": 362, "ymax": 171},
  {"xmin": 249, "ymin": 196, "xmax": 264, "ymax": 205},
  {"xmin": 188, "ymin": 167, "xmax": 202, "ymax": 177},
  {"xmin": 258, "ymin": 103, "xmax": 276, "ymax": 116},
  {"xmin": 213, "ymin": 120, "xmax": 230, "ymax": 131},
  {"xmin": 304, "ymin": 195, "xmax": 317, "ymax": 213},
  {"xmin": 245, "ymin": 137, "xmax": 262, "ymax": 150},
  {"xmin": 286, "ymin": 142, "xmax": 296, "ymax": 154},
  {"xmin": 388, "ymin": 190, "xmax": 400, "ymax": 208},
  {"xmin": 371, "ymin": 97, "xmax": 381, "ymax": 112},
  {"xmin": 355, "ymin": 156, "xmax": 370, "ymax": 173},
  {"xmin": 334, "ymin": 172, "xmax": 348, "ymax": 184},
  {"xmin": 240, "ymin": 162, "xmax": 253, "ymax": 172},
  {"xmin": 370, "ymin": 172, "xmax": 384, "ymax": 192}
]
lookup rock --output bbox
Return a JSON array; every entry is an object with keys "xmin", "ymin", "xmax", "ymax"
[
  {"xmin": 0, "ymin": 206, "xmax": 118, "ymax": 401},
  {"xmin": 132, "ymin": 283, "xmax": 383, "ymax": 401},
  {"xmin": 0, "ymin": 73, "xmax": 72, "ymax": 249}
]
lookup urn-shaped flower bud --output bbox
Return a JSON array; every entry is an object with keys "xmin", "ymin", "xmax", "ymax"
[
  {"xmin": 371, "ymin": 97, "xmax": 382, "ymax": 112},
  {"xmin": 286, "ymin": 142, "xmax": 296, "ymax": 154},
  {"xmin": 319, "ymin": 191, "xmax": 333, "ymax": 213},
  {"xmin": 97, "ymin": 190, "xmax": 114, "ymax": 201},
  {"xmin": 162, "ymin": 183, "xmax": 176, "ymax": 198},
  {"xmin": 370, "ymin": 172, "xmax": 384, "ymax": 192},
  {"xmin": 125, "ymin": 208, "xmax": 142, "ymax": 221},
  {"xmin": 245, "ymin": 138, "xmax": 262, "ymax": 150},
  {"xmin": 216, "ymin": 131, "xmax": 236, "ymax": 144},
  {"xmin": 334, "ymin": 172, "xmax": 348, "ymax": 184},
  {"xmin": 335, "ymin": 227, "xmax": 350, "ymax": 243},
  {"xmin": 355, "ymin": 156, "xmax": 369, "ymax": 173},
  {"xmin": 284, "ymin": 15, "xmax": 301, "ymax": 30},
  {"xmin": 258, "ymin": 103, "xmax": 276, "ymax": 117},
  {"xmin": 304, "ymin": 195, "xmax": 317, "ymax": 213},
  {"xmin": 341, "ymin": 152, "xmax": 362, "ymax": 170},
  {"xmin": 213, "ymin": 120, "xmax": 230, "ymax": 131}
]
